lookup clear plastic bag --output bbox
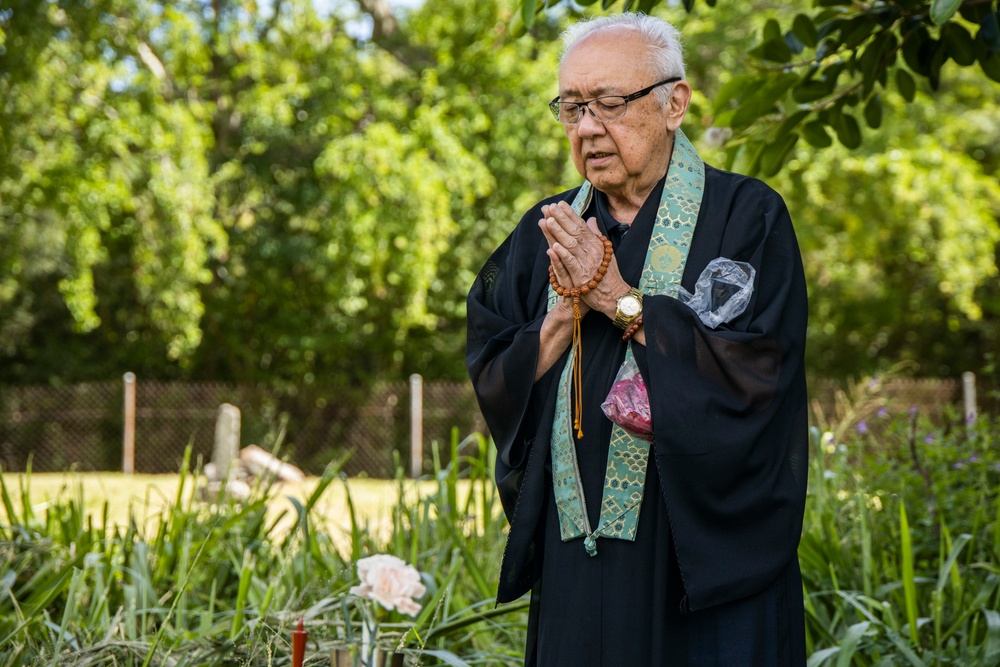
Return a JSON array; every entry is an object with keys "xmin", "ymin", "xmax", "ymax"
[
  {"xmin": 677, "ymin": 257, "xmax": 756, "ymax": 329},
  {"xmin": 601, "ymin": 355, "xmax": 653, "ymax": 442}
]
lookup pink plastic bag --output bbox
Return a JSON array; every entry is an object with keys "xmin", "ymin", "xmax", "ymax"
[{"xmin": 601, "ymin": 356, "xmax": 653, "ymax": 441}]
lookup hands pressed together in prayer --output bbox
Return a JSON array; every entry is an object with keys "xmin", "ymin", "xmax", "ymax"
[
  {"xmin": 539, "ymin": 200, "xmax": 629, "ymax": 320},
  {"xmin": 533, "ymin": 201, "xmax": 644, "ymax": 382}
]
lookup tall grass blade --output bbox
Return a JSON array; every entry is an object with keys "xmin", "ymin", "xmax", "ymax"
[
  {"xmin": 899, "ymin": 501, "xmax": 919, "ymax": 645},
  {"xmin": 418, "ymin": 648, "xmax": 473, "ymax": 667},
  {"xmin": 981, "ymin": 608, "xmax": 1000, "ymax": 664},
  {"xmin": 834, "ymin": 620, "xmax": 869, "ymax": 667}
]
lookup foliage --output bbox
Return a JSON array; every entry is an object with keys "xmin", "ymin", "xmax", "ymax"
[
  {"xmin": 522, "ymin": 0, "xmax": 1000, "ymax": 379},
  {"xmin": 3, "ymin": 396, "xmax": 1000, "ymax": 664},
  {"xmin": 516, "ymin": 0, "xmax": 1000, "ymax": 177},
  {"xmin": 772, "ymin": 71, "xmax": 1000, "ymax": 377},
  {"xmin": 0, "ymin": 434, "xmax": 527, "ymax": 665},
  {"xmin": 804, "ymin": 383, "xmax": 1000, "ymax": 665},
  {"xmin": 1, "ymin": 0, "xmax": 998, "ymax": 387},
  {"xmin": 0, "ymin": 0, "xmax": 567, "ymax": 387}
]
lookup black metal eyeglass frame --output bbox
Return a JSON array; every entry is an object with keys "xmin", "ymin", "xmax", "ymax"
[{"xmin": 548, "ymin": 76, "xmax": 683, "ymax": 124}]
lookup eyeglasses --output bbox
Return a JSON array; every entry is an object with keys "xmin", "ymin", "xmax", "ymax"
[{"xmin": 549, "ymin": 77, "xmax": 682, "ymax": 125}]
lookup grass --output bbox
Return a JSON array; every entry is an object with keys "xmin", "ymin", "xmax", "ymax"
[
  {"xmin": 0, "ymin": 471, "xmax": 491, "ymax": 545},
  {"xmin": 0, "ymin": 433, "xmax": 526, "ymax": 666},
  {"xmin": 2, "ymin": 396, "xmax": 1000, "ymax": 666}
]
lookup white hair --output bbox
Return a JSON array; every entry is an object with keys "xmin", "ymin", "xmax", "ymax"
[{"xmin": 560, "ymin": 13, "xmax": 686, "ymax": 105}]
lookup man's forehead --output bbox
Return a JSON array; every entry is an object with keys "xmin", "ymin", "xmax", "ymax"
[{"xmin": 558, "ymin": 32, "xmax": 651, "ymax": 96}]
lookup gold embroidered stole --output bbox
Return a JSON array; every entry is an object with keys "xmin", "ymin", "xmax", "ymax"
[{"xmin": 547, "ymin": 128, "xmax": 705, "ymax": 556}]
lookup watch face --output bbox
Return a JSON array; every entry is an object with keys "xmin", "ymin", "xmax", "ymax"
[{"xmin": 620, "ymin": 295, "xmax": 641, "ymax": 317}]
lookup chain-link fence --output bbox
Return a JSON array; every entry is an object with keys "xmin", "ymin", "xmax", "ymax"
[
  {"xmin": 0, "ymin": 375, "xmax": 993, "ymax": 476},
  {"xmin": 0, "ymin": 377, "xmax": 486, "ymax": 476}
]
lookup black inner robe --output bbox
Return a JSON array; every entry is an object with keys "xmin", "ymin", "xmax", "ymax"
[{"xmin": 467, "ymin": 165, "xmax": 810, "ymax": 666}]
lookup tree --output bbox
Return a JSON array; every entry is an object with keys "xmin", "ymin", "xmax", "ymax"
[
  {"xmin": 513, "ymin": 0, "xmax": 1000, "ymax": 379},
  {"xmin": 0, "ymin": 0, "xmax": 568, "ymax": 387},
  {"xmin": 0, "ymin": 1, "xmax": 224, "ymax": 379},
  {"xmin": 516, "ymin": 0, "xmax": 1000, "ymax": 177}
]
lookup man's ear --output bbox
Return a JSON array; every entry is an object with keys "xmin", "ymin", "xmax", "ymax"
[{"xmin": 665, "ymin": 81, "xmax": 692, "ymax": 132}]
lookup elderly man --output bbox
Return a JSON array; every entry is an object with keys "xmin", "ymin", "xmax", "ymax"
[{"xmin": 467, "ymin": 13, "xmax": 808, "ymax": 666}]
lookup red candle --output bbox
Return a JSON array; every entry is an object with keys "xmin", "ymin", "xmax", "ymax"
[{"xmin": 292, "ymin": 617, "xmax": 307, "ymax": 667}]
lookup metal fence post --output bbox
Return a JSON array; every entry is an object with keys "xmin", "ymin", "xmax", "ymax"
[
  {"xmin": 410, "ymin": 373, "xmax": 423, "ymax": 478},
  {"xmin": 122, "ymin": 372, "xmax": 136, "ymax": 474}
]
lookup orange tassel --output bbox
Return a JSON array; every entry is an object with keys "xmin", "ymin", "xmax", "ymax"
[
  {"xmin": 572, "ymin": 296, "xmax": 584, "ymax": 439},
  {"xmin": 547, "ymin": 235, "xmax": 614, "ymax": 441}
]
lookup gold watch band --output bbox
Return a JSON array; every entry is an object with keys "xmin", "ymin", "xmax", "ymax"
[{"xmin": 613, "ymin": 288, "xmax": 644, "ymax": 330}]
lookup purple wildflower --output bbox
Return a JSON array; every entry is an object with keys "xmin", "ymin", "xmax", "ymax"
[
  {"xmin": 909, "ymin": 405, "xmax": 919, "ymax": 416},
  {"xmin": 924, "ymin": 434, "xmax": 934, "ymax": 444},
  {"xmin": 877, "ymin": 407, "xmax": 888, "ymax": 419},
  {"xmin": 856, "ymin": 420, "xmax": 868, "ymax": 434}
]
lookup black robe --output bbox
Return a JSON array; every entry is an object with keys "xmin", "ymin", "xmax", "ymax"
[{"xmin": 467, "ymin": 166, "xmax": 809, "ymax": 666}]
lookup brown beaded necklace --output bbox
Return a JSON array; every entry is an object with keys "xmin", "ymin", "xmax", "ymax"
[{"xmin": 547, "ymin": 235, "xmax": 615, "ymax": 439}]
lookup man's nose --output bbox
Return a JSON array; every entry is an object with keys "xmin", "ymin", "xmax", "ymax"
[{"xmin": 576, "ymin": 108, "xmax": 605, "ymax": 136}]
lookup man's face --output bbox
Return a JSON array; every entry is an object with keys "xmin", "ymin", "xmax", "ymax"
[{"xmin": 558, "ymin": 32, "xmax": 683, "ymax": 201}]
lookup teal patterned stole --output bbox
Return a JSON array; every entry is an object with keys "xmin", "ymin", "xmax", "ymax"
[{"xmin": 546, "ymin": 128, "xmax": 705, "ymax": 556}]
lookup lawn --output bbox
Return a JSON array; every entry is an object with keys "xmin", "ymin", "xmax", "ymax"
[{"xmin": 0, "ymin": 471, "xmax": 486, "ymax": 546}]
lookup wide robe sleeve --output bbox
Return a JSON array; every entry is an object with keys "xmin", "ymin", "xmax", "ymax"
[
  {"xmin": 635, "ymin": 166, "xmax": 809, "ymax": 612},
  {"xmin": 466, "ymin": 190, "xmax": 580, "ymax": 556}
]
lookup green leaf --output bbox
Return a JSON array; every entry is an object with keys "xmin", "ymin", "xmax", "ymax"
[
  {"xmin": 785, "ymin": 30, "xmax": 805, "ymax": 55},
  {"xmin": 902, "ymin": 26, "xmax": 931, "ymax": 75},
  {"xmin": 835, "ymin": 622, "xmax": 871, "ymax": 667},
  {"xmin": 712, "ymin": 75, "xmax": 752, "ymax": 114},
  {"xmin": 942, "ymin": 23, "xmax": 975, "ymax": 66},
  {"xmin": 744, "ymin": 140, "xmax": 768, "ymax": 177},
  {"xmin": 900, "ymin": 502, "xmax": 919, "ymax": 644},
  {"xmin": 982, "ymin": 51, "xmax": 1000, "ymax": 82},
  {"xmin": 807, "ymin": 647, "xmax": 841, "ymax": 667},
  {"xmin": 834, "ymin": 113, "xmax": 862, "ymax": 149},
  {"xmin": 761, "ymin": 38, "xmax": 794, "ymax": 63},
  {"xmin": 863, "ymin": 94, "xmax": 882, "ymax": 129},
  {"xmin": 859, "ymin": 32, "xmax": 892, "ymax": 96},
  {"xmin": 760, "ymin": 133, "xmax": 799, "ymax": 177},
  {"xmin": 841, "ymin": 15, "xmax": 876, "ymax": 48},
  {"xmin": 928, "ymin": 38, "xmax": 948, "ymax": 89},
  {"xmin": 979, "ymin": 11, "xmax": 1000, "ymax": 52},
  {"xmin": 521, "ymin": 0, "xmax": 536, "ymax": 30},
  {"xmin": 792, "ymin": 79, "xmax": 832, "ymax": 104},
  {"xmin": 930, "ymin": 0, "xmax": 963, "ymax": 26},
  {"xmin": 793, "ymin": 14, "xmax": 819, "ymax": 48},
  {"xmin": 896, "ymin": 68, "xmax": 916, "ymax": 101},
  {"xmin": 802, "ymin": 121, "xmax": 833, "ymax": 148},
  {"xmin": 730, "ymin": 73, "xmax": 797, "ymax": 129},
  {"xmin": 763, "ymin": 18, "xmax": 782, "ymax": 43},
  {"xmin": 983, "ymin": 608, "xmax": 1000, "ymax": 665},
  {"xmin": 419, "ymin": 649, "xmax": 473, "ymax": 667},
  {"xmin": 774, "ymin": 110, "xmax": 810, "ymax": 142}
]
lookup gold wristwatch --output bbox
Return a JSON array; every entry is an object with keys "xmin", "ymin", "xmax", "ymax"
[{"xmin": 613, "ymin": 287, "xmax": 644, "ymax": 330}]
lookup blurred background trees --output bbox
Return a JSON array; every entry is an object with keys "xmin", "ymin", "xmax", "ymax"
[{"xmin": 1, "ymin": 0, "xmax": 997, "ymax": 389}]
